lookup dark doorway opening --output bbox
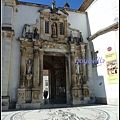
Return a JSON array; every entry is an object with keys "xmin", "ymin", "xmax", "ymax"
[{"xmin": 43, "ymin": 55, "xmax": 66, "ymax": 104}]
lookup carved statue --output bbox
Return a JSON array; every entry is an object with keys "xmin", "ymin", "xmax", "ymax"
[
  {"xmin": 26, "ymin": 59, "xmax": 32, "ymax": 74},
  {"xmin": 76, "ymin": 63, "xmax": 80, "ymax": 74},
  {"xmin": 52, "ymin": 23, "xmax": 57, "ymax": 37},
  {"xmin": 52, "ymin": 0, "xmax": 56, "ymax": 9},
  {"xmin": 34, "ymin": 28, "xmax": 39, "ymax": 39}
]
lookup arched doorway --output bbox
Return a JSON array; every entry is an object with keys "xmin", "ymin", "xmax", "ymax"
[{"xmin": 43, "ymin": 55, "xmax": 66, "ymax": 104}]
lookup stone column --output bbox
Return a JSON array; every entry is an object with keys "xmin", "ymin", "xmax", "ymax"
[
  {"xmin": 39, "ymin": 48, "xmax": 44, "ymax": 104},
  {"xmin": 16, "ymin": 46, "xmax": 27, "ymax": 107},
  {"xmin": 80, "ymin": 44, "xmax": 90, "ymax": 101},
  {"xmin": 80, "ymin": 44, "xmax": 87, "ymax": 84},
  {"xmin": 20, "ymin": 46, "xmax": 26, "ymax": 87},
  {"xmin": 33, "ymin": 48, "xmax": 39, "ymax": 87},
  {"xmin": 71, "ymin": 45, "xmax": 81, "ymax": 104},
  {"xmin": 65, "ymin": 53, "xmax": 71, "ymax": 104},
  {"xmin": 2, "ymin": 30, "xmax": 14, "ymax": 110},
  {"xmin": 32, "ymin": 47, "xmax": 40, "ymax": 103},
  {"xmin": 74, "ymin": 46, "xmax": 84, "ymax": 101}
]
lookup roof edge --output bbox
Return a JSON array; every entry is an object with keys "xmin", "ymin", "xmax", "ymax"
[{"xmin": 78, "ymin": 0, "xmax": 94, "ymax": 11}]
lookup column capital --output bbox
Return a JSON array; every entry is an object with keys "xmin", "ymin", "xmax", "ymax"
[{"xmin": 34, "ymin": 48, "xmax": 39, "ymax": 54}]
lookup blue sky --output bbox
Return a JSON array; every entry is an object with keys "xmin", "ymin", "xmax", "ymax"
[{"xmin": 18, "ymin": 0, "xmax": 84, "ymax": 10}]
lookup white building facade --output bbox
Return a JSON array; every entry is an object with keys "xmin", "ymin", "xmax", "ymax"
[
  {"xmin": 2, "ymin": 0, "xmax": 118, "ymax": 110},
  {"xmin": 79, "ymin": 0, "xmax": 119, "ymax": 105}
]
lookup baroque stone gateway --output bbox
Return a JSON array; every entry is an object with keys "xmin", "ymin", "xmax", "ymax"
[{"xmin": 2, "ymin": 0, "xmax": 95, "ymax": 109}]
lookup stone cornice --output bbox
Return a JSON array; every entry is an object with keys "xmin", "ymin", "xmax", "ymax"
[
  {"xmin": 78, "ymin": 0, "xmax": 94, "ymax": 12},
  {"xmin": 4, "ymin": 0, "xmax": 18, "ymax": 6},
  {"xmin": 88, "ymin": 22, "xmax": 119, "ymax": 41},
  {"xmin": 2, "ymin": 30, "xmax": 14, "ymax": 38},
  {"xmin": 18, "ymin": 1, "xmax": 50, "ymax": 8}
]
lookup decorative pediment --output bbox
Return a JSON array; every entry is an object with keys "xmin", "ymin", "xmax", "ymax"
[
  {"xmin": 20, "ymin": 0, "xmax": 83, "ymax": 45},
  {"xmin": 22, "ymin": 20, "xmax": 40, "ymax": 40},
  {"xmin": 38, "ymin": 0, "xmax": 69, "ymax": 15}
]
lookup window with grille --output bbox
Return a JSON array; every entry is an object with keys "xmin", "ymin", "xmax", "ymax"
[
  {"xmin": 45, "ymin": 21, "xmax": 49, "ymax": 34},
  {"xmin": 59, "ymin": 22, "xmax": 64, "ymax": 35},
  {"xmin": 91, "ymin": 51, "xmax": 99, "ymax": 67}
]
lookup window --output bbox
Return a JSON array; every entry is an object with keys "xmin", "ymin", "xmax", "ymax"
[
  {"xmin": 91, "ymin": 51, "xmax": 99, "ymax": 67},
  {"xmin": 45, "ymin": 21, "xmax": 49, "ymax": 34},
  {"xmin": 59, "ymin": 22, "xmax": 64, "ymax": 35}
]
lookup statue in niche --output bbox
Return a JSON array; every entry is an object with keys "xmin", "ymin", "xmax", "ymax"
[
  {"xmin": 76, "ymin": 63, "xmax": 80, "ymax": 74},
  {"xmin": 52, "ymin": 23, "xmax": 57, "ymax": 38},
  {"xmin": 26, "ymin": 59, "xmax": 32, "ymax": 74}
]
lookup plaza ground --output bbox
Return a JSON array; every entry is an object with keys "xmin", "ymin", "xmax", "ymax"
[{"xmin": 2, "ymin": 104, "xmax": 118, "ymax": 120}]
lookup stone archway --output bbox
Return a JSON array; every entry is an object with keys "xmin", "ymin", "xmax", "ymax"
[{"xmin": 43, "ymin": 55, "xmax": 66, "ymax": 104}]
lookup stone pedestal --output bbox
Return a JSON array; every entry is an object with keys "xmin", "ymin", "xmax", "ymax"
[
  {"xmin": 17, "ymin": 88, "xmax": 26, "ymax": 104},
  {"xmin": 26, "ymin": 89, "xmax": 32, "ymax": 103},
  {"xmin": 72, "ymin": 86, "xmax": 81, "ymax": 105},
  {"xmin": 83, "ymin": 84, "xmax": 90, "ymax": 101},
  {"xmin": 32, "ymin": 88, "xmax": 40, "ymax": 103}
]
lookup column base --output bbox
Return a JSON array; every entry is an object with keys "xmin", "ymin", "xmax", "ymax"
[
  {"xmin": 32, "ymin": 87, "xmax": 41, "ymax": 103},
  {"xmin": 2, "ymin": 96, "xmax": 10, "ymax": 111}
]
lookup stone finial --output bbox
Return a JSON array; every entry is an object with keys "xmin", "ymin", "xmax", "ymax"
[
  {"xmin": 64, "ymin": 2, "xmax": 70, "ymax": 9},
  {"xmin": 52, "ymin": 0, "xmax": 56, "ymax": 9}
]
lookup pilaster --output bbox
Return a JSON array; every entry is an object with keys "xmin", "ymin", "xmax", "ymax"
[{"xmin": 2, "ymin": 30, "xmax": 14, "ymax": 110}]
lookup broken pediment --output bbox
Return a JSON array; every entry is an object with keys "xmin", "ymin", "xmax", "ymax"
[{"xmin": 22, "ymin": 20, "xmax": 40, "ymax": 40}]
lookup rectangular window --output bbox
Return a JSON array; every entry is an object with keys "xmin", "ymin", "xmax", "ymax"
[
  {"xmin": 91, "ymin": 51, "xmax": 99, "ymax": 67},
  {"xmin": 45, "ymin": 21, "xmax": 49, "ymax": 34},
  {"xmin": 60, "ymin": 22, "xmax": 64, "ymax": 35}
]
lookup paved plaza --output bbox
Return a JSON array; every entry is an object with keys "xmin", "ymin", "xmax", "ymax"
[{"xmin": 2, "ymin": 104, "xmax": 118, "ymax": 120}]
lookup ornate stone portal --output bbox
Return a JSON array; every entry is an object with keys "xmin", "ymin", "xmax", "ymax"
[{"xmin": 16, "ymin": 2, "xmax": 90, "ymax": 109}]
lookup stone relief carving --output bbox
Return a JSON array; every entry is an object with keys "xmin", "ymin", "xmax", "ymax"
[
  {"xmin": 18, "ymin": 92, "xmax": 24, "ymax": 100},
  {"xmin": 33, "ymin": 91, "xmax": 39, "ymax": 99},
  {"xmin": 22, "ymin": 24, "xmax": 39, "ymax": 40}
]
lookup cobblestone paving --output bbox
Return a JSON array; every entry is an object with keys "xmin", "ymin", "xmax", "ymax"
[{"xmin": 2, "ymin": 105, "xmax": 118, "ymax": 120}]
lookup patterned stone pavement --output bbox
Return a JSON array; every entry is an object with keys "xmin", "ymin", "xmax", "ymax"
[{"xmin": 2, "ymin": 105, "xmax": 118, "ymax": 120}]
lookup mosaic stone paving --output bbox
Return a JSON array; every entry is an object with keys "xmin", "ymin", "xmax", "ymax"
[{"xmin": 2, "ymin": 106, "xmax": 118, "ymax": 120}]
